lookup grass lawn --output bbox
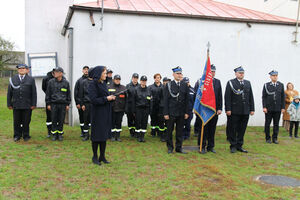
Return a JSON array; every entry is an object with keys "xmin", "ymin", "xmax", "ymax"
[{"xmin": 0, "ymin": 77, "xmax": 299, "ymax": 200}]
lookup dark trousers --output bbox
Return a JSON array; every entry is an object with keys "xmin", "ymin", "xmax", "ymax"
[
  {"xmin": 226, "ymin": 115, "xmax": 231, "ymax": 140},
  {"xmin": 51, "ymin": 104, "xmax": 67, "ymax": 135},
  {"xmin": 264, "ymin": 111, "xmax": 281, "ymax": 141},
  {"xmin": 83, "ymin": 103, "xmax": 91, "ymax": 133},
  {"xmin": 112, "ymin": 111, "xmax": 124, "ymax": 132},
  {"xmin": 166, "ymin": 115, "xmax": 184, "ymax": 151},
  {"xmin": 78, "ymin": 108, "xmax": 84, "ymax": 133},
  {"xmin": 289, "ymin": 121, "xmax": 299, "ymax": 137},
  {"xmin": 183, "ymin": 112, "xmax": 193, "ymax": 139},
  {"xmin": 136, "ymin": 107, "xmax": 149, "ymax": 132},
  {"xmin": 46, "ymin": 107, "xmax": 52, "ymax": 133},
  {"xmin": 201, "ymin": 115, "xmax": 218, "ymax": 150},
  {"xmin": 194, "ymin": 115, "xmax": 201, "ymax": 135},
  {"xmin": 229, "ymin": 114, "xmax": 249, "ymax": 149},
  {"xmin": 13, "ymin": 109, "xmax": 32, "ymax": 139},
  {"xmin": 150, "ymin": 106, "xmax": 164, "ymax": 134},
  {"xmin": 127, "ymin": 112, "xmax": 136, "ymax": 130}
]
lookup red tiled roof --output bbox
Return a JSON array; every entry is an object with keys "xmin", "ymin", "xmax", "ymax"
[{"xmin": 74, "ymin": 0, "xmax": 295, "ymax": 24}]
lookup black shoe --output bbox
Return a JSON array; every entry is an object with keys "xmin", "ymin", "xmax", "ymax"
[
  {"xmin": 51, "ymin": 134, "xmax": 57, "ymax": 141},
  {"xmin": 230, "ymin": 147, "xmax": 237, "ymax": 153},
  {"xmin": 99, "ymin": 157, "xmax": 110, "ymax": 164},
  {"xmin": 160, "ymin": 137, "xmax": 166, "ymax": 142},
  {"xmin": 176, "ymin": 149, "xmax": 188, "ymax": 154},
  {"xmin": 14, "ymin": 137, "xmax": 21, "ymax": 142},
  {"xmin": 140, "ymin": 133, "xmax": 146, "ymax": 142},
  {"xmin": 82, "ymin": 134, "xmax": 89, "ymax": 141},
  {"xmin": 199, "ymin": 149, "xmax": 206, "ymax": 154},
  {"xmin": 237, "ymin": 148, "xmax": 248, "ymax": 153},
  {"xmin": 47, "ymin": 133, "xmax": 51, "ymax": 138},
  {"xmin": 266, "ymin": 139, "xmax": 272, "ymax": 144},
  {"xmin": 151, "ymin": 129, "xmax": 156, "ymax": 137},
  {"xmin": 116, "ymin": 132, "xmax": 122, "ymax": 142},
  {"xmin": 208, "ymin": 148, "xmax": 216, "ymax": 153},
  {"xmin": 129, "ymin": 129, "xmax": 135, "ymax": 138},
  {"xmin": 92, "ymin": 157, "xmax": 101, "ymax": 165},
  {"xmin": 23, "ymin": 137, "xmax": 31, "ymax": 142},
  {"xmin": 272, "ymin": 139, "xmax": 279, "ymax": 144},
  {"xmin": 58, "ymin": 134, "xmax": 63, "ymax": 141},
  {"xmin": 295, "ymin": 135, "xmax": 299, "ymax": 138},
  {"xmin": 168, "ymin": 149, "xmax": 173, "ymax": 154}
]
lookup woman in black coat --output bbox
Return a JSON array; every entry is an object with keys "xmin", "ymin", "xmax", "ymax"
[{"xmin": 88, "ymin": 66, "xmax": 115, "ymax": 165}]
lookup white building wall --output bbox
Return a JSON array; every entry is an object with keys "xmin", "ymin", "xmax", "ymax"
[
  {"xmin": 69, "ymin": 11, "xmax": 300, "ymax": 126},
  {"xmin": 215, "ymin": 0, "xmax": 299, "ymax": 20},
  {"xmin": 25, "ymin": 0, "xmax": 73, "ymax": 107}
]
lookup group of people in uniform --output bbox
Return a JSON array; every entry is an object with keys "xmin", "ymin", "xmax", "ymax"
[{"xmin": 7, "ymin": 63, "xmax": 299, "ymax": 164}]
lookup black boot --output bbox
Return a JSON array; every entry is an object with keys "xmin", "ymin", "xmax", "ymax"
[
  {"xmin": 80, "ymin": 126, "xmax": 84, "ymax": 137},
  {"xmin": 51, "ymin": 133, "xmax": 57, "ymax": 141},
  {"xmin": 136, "ymin": 132, "xmax": 141, "ymax": 142},
  {"xmin": 151, "ymin": 129, "xmax": 156, "ymax": 137},
  {"xmin": 111, "ymin": 132, "xmax": 116, "ymax": 141},
  {"xmin": 160, "ymin": 131, "xmax": 166, "ymax": 142},
  {"xmin": 116, "ymin": 132, "xmax": 122, "ymax": 142},
  {"xmin": 58, "ymin": 134, "xmax": 63, "ymax": 141},
  {"xmin": 47, "ymin": 125, "xmax": 52, "ymax": 138},
  {"xmin": 130, "ymin": 129, "xmax": 135, "ymax": 138},
  {"xmin": 141, "ymin": 132, "xmax": 146, "ymax": 142},
  {"xmin": 92, "ymin": 156, "xmax": 101, "ymax": 165},
  {"xmin": 82, "ymin": 132, "xmax": 89, "ymax": 141},
  {"xmin": 99, "ymin": 142, "xmax": 110, "ymax": 164}
]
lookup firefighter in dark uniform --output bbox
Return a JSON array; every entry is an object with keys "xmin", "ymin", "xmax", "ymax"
[
  {"xmin": 108, "ymin": 74, "xmax": 127, "ymax": 142},
  {"xmin": 106, "ymin": 68, "xmax": 113, "ymax": 86},
  {"xmin": 46, "ymin": 67, "xmax": 71, "ymax": 141},
  {"xmin": 149, "ymin": 73, "xmax": 164, "ymax": 139},
  {"xmin": 164, "ymin": 66, "xmax": 189, "ymax": 154},
  {"xmin": 182, "ymin": 77, "xmax": 195, "ymax": 140},
  {"xmin": 42, "ymin": 69, "xmax": 54, "ymax": 137},
  {"xmin": 7, "ymin": 64, "xmax": 37, "ymax": 142},
  {"xmin": 125, "ymin": 73, "xmax": 140, "ymax": 137},
  {"xmin": 196, "ymin": 65, "xmax": 223, "ymax": 153},
  {"xmin": 74, "ymin": 66, "xmax": 89, "ymax": 137},
  {"xmin": 262, "ymin": 70, "xmax": 285, "ymax": 144},
  {"xmin": 225, "ymin": 66, "xmax": 255, "ymax": 153},
  {"xmin": 133, "ymin": 75, "xmax": 152, "ymax": 142},
  {"xmin": 81, "ymin": 67, "xmax": 94, "ymax": 141}
]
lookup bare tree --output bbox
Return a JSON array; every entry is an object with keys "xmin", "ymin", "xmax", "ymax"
[{"xmin": 0, "ymin": 35, "xmax": 17, "ymax": 71}]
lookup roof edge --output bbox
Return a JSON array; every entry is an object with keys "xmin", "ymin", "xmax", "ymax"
[{"xmin": 61, "ymin": 5, "xmax": 296, "ymax": 35}]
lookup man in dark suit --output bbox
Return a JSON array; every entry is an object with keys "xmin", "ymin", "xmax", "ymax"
[
  {"xmin": 196, "ymin": 65, "xmax": 222, "ymax": 154},
  {"xmin": 262, "ymin": 70, "xmax": 285, "ymax": 144},
  {"xmin": 7, "ymin": 64, "xmax": 37, "ymax": 142},
  {"xmin": 163, "ymin": 66, "xmax": 189, "ymax": 154},
  {"xmin": 225, "ymin": 66, "xmax": 255, "ymax": 153}
]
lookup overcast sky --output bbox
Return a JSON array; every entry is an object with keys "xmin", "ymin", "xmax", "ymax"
[{"xmin": 0, "ymin": 0, "xmax": 91, "ymax": 51}]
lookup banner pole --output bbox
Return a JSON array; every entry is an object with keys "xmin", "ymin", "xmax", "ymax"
[{"xmin": 199, "ymin": 123, "xmax": 204, "ymax": 152}]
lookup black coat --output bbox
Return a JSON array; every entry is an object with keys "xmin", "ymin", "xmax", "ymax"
[
  {"xmin": 125, "ymin": 82, "xmax": 139, "ymax": 113},
  {"xmin": 133, "ymin": 85, "xmax": 152, "ymax": 112},
  {"xmin": 262, "ymin": 81, "xmax": 285, "ymax": 112},
  {"xmin": 187, "ymin": 86, "xmax": 195, "ymax": 113},
  {"xmin": 7, "ymin": 74, "xmax": 37, "ymax": 109},
  {"xmin": 163, "ymin": 80, "xmax": 189, "ymax": 117},
  {"xmin": 149, "ymin": 82, "xmax": 163, "ymax": 110},
  {"xmin": 88, "ymin": 67, "xmax": 112, "ymax": 142},
  {"xmin": 82, "ymin": 78, "xmax": 93, "ymax": 104},
  {"xmin": 225, "ymin": 78, "xmax": 255, "ymax": 115},
  {"xmin": 74, "ymin": 75, "xmax": 88, "ymax": 105},
  {"xmin": 108, "ymin": 83, "xmax": 127, "ymax": 112},
  {"xmin": 45, "ymin": 77, "xmax": 71, "ymax": 105},
  {"xmin": 42, "ymin": 71, "xmax": 54, "ymax": 93},
  {"xmin": 194, "ymin": 78, "xmax": 223, "ymax": 111}
]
